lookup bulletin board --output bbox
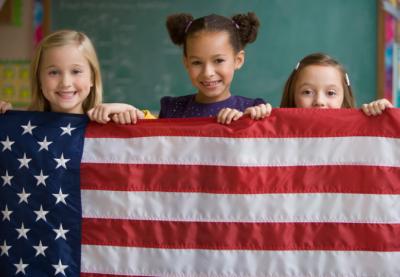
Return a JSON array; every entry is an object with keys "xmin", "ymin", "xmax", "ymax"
[
  {"xmin": 378, "ymin": 0, "xmax": 400, "ymax": 107},
  {"xmin": 0, "ymin": 60, "xmax": 30, "ymax": 107}
]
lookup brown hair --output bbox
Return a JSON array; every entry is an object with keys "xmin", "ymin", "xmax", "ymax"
[
  {"xmin": 280, "ymin": 52, "xmax": 355, "ymax": 108},
  {"xmin": 166, "ymin": 12, "xmax": 260, "ymax": 55},
  {"xmin": 29, "ymin": 29, "xmax": 102, "ymax": 112}
]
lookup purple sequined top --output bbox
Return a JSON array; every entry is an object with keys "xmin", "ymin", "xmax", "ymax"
[{"xmin": 159, "ymin": 94, "xmax": 266, "ymax": 118}]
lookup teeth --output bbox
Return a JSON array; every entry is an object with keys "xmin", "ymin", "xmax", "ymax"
[{"xmin": 203, "ymin": 81, "xmax": 219, "ymax": 86}]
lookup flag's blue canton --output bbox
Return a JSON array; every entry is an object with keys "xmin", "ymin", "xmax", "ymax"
[{"xmin": 0, "ymin": 111, "xmax": 88, "ymax": 277}]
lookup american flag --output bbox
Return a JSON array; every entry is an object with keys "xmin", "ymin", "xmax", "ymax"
[
  {"xmin": 0, "ymin": 111, "xmax": 87, "ymax": 276},
  {"xmin": 1, "ymin": 109, "xmax": 400, "ymax": 277}
]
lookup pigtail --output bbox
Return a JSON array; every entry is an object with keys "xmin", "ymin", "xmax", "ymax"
[
  {"xmin": 166, "ymin": 13, "xmax": 194, "ymax": 46},
  {"xmin": 231, "ymin": 12, "xmax": 260, "ymax": 48}
]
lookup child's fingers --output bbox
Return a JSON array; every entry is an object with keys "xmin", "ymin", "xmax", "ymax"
[
  {"xmin": 87, "ymin": 107, "xmax": 104, "ymax": 123},
  {"xmin": 253, "ymin": 104, "xmax": 267, "ymax": 120},
  {"xmin": 129, "ymin": 110, "xmax": 138, "ymax": 124},
  {"xmin": 123, "ymin": 111, "xmax": 132, "ymax": 124},
  {"xmin": 362, "ymin": 99, "xmax": 393, "ymax": 116},
  {"xmin": 224, "ymin": 109, "xmax": 243, "ymax": 125},
  {"xmin": 117, "ymin": 112, "xmax": 127, "ymax": 124},
  {"xmin": 111, "ymin": 114, "xmax": 120, "ymax": 124},
  {"xmin": 265, "ymin": 103, "xmax": 272, "ymax": 116},
  {"xmin": 370, "ymin": 102, "xmax": 381, "ymax": 115},
  {"xmin": 244, "ymin": 107, "xmax": 256, "ymax": 119},
  {"xmin": 361, "ymin": 103, "xmax": 371, "ymax": 116},
  {"xmin": 92, "ymin": 107, "xmax": 101, "ymax": 122},
  {"xmin": 217, "ymin": 108, "xmax": 230, "ymax": 124},
  {"xmin": 0, "ymin": 101, "xmax": 12, "ymax": 114},
  {"xmin": 135, "ymin": 109, "xmax": 145, "ymax": 120}
]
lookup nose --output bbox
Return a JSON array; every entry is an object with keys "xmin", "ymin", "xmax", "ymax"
[
  {"xmin": 60, "ymin": 73, "xmax": 72, "ymax": 88},
  {"xmin": 203, "ymin": 63, "xmax": 215, "ymax": 78},
  {"xmin": 312, "ymin": 92, "xmax": 326, "ymax": 107}
]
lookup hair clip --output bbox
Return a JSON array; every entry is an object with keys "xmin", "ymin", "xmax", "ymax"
[
  {"xmin": 185, "ymin": 20, "xmax": 193, "ymax": 33},
  {"xmin": 295, "ymin": 62, "xmax": 300, "ymax": 70},
  {"xmin": 345, "ymin": 73, "xmax": 351, "ymax": 86},
  {"xmin": 232, "ymin": 20, "xmax": 239, "ymax": 30}
]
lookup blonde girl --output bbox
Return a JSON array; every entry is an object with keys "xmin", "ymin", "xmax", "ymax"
[{"xmin": 0, "ymin": 30, "xmax": 142, "ymax": 123}]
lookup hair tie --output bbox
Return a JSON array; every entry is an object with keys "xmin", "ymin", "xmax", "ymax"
[
  {"xmin": 345, "ymin": 73, "xmax": 351, "ymax": 86},
  {"xmin": 185, "ymin": 20, "xmax": 193, "ymax": 33},
  {"xmin": 232, "ymin": 20, "xmax": 240, "ymax": 30},
  {"xmin": 295, "ymin": 62, "xmax": 300, "ymax": 70}
]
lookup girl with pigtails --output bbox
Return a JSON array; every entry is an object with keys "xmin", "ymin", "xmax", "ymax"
[{"xmin": 159, "ymin": 12, "xmax": 272, "ymax": 124}]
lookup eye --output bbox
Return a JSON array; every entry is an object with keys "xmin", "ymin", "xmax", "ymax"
[
  {"xmin": 301, "ymin": 89, "xmax": 313, "ymax": 96},
  {"xmin": 215, "ymin": 58, "xmax": 225, "ymax": 64},
  {"xmin": 191, "ymin": 60, "xmax": 202, "ymax": 66},
  {"xmin": 327, "ymin": 90, "xmax": 337, "ymax": 96},
  {"xmin": 72, "ymin": 68, "xmax": 83, "ymax": 74},
  {"xmin": 48, "ymin": 69, "xmax": 59, "ymax": 76}
]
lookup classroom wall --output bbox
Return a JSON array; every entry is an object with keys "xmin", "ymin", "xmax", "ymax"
[
  {"xmin": 51, "ymin": 0, "xmax": 378, "ymax": 111},
  {"xmin": 0, "ymin": 0, "xmax": 33, "ymax": 60},
  {"xmin": 1, "ymin": 1, "xmax": 378, "ymax": 111},
  {"xmin": 0, "ymin": 0, "xmax": 34, "ymax": 107}
]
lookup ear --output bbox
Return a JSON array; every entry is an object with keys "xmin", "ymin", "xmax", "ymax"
[{"xmin": 234, "ymin": 50, "xmax": 245, "ymax": 70}]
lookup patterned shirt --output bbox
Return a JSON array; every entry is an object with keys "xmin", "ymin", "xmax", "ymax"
[{"xmin": 159, "ymin": 94, "xmax": 266, "ymax": 118}]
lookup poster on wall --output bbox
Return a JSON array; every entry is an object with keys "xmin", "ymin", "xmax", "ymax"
[
  {"xmin": 382, "ymin": 0, "xmax": 400, "ymax": 107},
  {"xmin": 0, "ymin": 60, "xmax": 30, "ymax": 108}
]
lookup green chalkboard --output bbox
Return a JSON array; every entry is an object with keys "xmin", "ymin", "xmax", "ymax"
[{"xmin": 52, "ymin": 0, "xmax": 377, "ymax": 111}]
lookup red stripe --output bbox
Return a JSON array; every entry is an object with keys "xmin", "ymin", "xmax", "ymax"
[
  {"xmin": 82, "ymin": 219, "xmax": 400, "ymax": 251},
  {"xmin": 84, "ymin": 109, "xmax": 400, "ymax": 138},
  {"xmin": 80, "ymin": 163, "xmax": 400, "ymax": 194}
]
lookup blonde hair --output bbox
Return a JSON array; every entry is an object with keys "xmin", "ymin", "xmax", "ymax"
[
  {"xmin": 280, "ymin": 52, "xmax": 355, "ymax": 108},
  {"xmin": 29, "ymin": 30, "xmax": 102, "ymax": 112}
]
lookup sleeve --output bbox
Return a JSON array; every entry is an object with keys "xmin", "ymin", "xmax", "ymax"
[
  {"xmin": 158, "ymin": 96, "xmax": 171, "ymax": 118},
  {"xmin": 253, "ymin": 98, "xmax": 267, "ymax": 105}
]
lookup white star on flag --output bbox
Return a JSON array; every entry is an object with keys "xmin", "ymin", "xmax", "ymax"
[
  {"xmin": 1, "ymin": 170, "xmax": 13, "ymax": 186},
  {"xmin": 52, "ymin": 188, "xmax": 68, "ymax": 205},
  {"xmin": 34, "ymin": 205, "xmax": 49, "ymax": 222},
  {"xmin": 1, "ymin": 205, "xmax": 12, "ymax": 221},
  {"xmin": 33, "ymin": 240, "xmax": 48, "ymax": 257},
  {"xmin": 53, "ymin": 224, "xmax": 69, "ymax": 240},
  {"xmin": 16, "ymin": 222, "xmax": 30, "ymax": 239},
  {"xmin": 53, "ymin": 259, "xmax": 68, "ymax": 276},
  {"xmin": 34, "ymin": 170, "xmax": 48, "ymax": 186},
  {"xmin": 17, "ymin": 188, "xmax": 30, "ymax": 204},
  {"xmin": 14, "ymin": 258, "xmax": 28, "ymax": 274},
  {"xmin": 21, "ymin": 120, "xmax": 37, "ymax": 135},
  {"xmin": 54, "ymin": 153, "xmax": 70, "ymax": 169},
  {"xmin": 18, "ymin": 153, "xmax": 31, "ymax": 169},
  {"xmin": 60, "ymin": 123, "xmax": 76, "ymax": 136},
  {"xmin": 37, "ymin": 136, "xmax": 53, "ymax": 151},
  {"xmin": 1, "ymin": 136, "xmax": 14, "ymax": 151},
  {"xmin": 0, "ymin": 240, "xmax": 11, "ymax": 256}
]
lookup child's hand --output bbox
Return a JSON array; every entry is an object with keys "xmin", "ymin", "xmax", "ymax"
[
  {"xmin": 361, "ymin": 98, "xmax": 393, "ymax": 116},
  {"xmin": 87, "ymin": 103, "xmax": 144, "ymax": 124},
  {"xmin": 217, "ymin": 108, "xmax": 243, "ymax": 124},
  {"xmin": 244, "ymin": 103, "xmax": 272, "ymax": 119},
  {"xmin": 0, "ymin": 101, "xmax": 12, "ymax": 114}
]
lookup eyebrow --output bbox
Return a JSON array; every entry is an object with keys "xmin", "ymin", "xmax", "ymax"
[
  {"xmin": 43, "ymin": 63, "xmax": 85, "ymax": 69},
  {"xmin": 297, "ymin": 82, "xmax": 340, "ymax": 89},
  {"xmin": 187, "ymin": 54, "xmax": 227, "ymax": 59}
]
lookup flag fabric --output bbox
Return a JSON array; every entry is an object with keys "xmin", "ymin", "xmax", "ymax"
[
  {"xmin": 1, "ymin": 109, "xmax": 400, "ymax": 277},
  {"xmin": 0, "ymin": 111, "xmax": 88, "ymax": 276}
]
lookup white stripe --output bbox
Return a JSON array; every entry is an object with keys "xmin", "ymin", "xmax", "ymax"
[
  {"xmin": 82, "ymin": 136, "xmax": 400, "ymax": 166},
  {"xmin": 81, "ymin": 245, "xmax": 400, "ymax": 277},
  {"xmin": 82, "ymin": 190, "xmax": 400, "ymax": 223}
]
